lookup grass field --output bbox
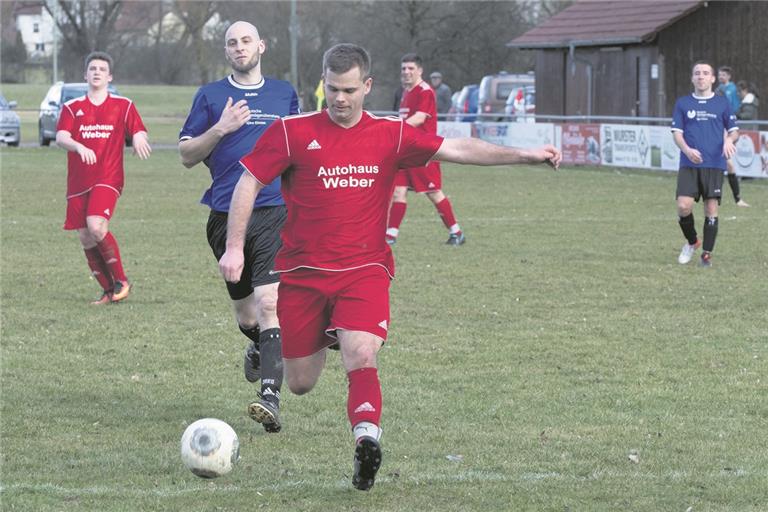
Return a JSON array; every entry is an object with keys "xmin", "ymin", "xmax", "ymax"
[{"xmin": 1, "ymin": 146, "xmax": 767, "ymax": 511}]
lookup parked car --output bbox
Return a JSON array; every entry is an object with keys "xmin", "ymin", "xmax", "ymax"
[
  {"xmin": 0, "ymin": 93, "xmax": 21, "ymax": 147},
  {"xmin": 38, "ymin": 82, "xmax": 119, "ymax": 146},
  {"xmin": 504, "ymin": 85, "xmax": 536, "ymax": 122},
  {"xmin": 478, "ymin": 72, "xmax": 534, "ymax": 121},
  {"xmin": 455, "ymin": 84, "xmax": 479, "ymax": 122}
]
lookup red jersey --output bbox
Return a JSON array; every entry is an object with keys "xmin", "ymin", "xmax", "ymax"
[
  {"xmin": 399, "ymin": 80, "xmax": 437, "ymax": 134},
  {"xmin": 239, "ymin": 110, "xmax": 443, "ymax": 277},
  {"xmin": 57, "ymin": 93, "xmax": 147, "ymax": 198}
]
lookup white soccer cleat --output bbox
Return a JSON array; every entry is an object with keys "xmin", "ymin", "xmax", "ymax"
[
  {"xmin": 678, "ymin": 239, "xmax": 701, "ymax": 264},
  {"xmin": 736, "ymin": 199, "xmax": 750, "ymax": 207}
]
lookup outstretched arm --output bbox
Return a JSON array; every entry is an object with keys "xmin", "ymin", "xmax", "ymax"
[
  {"xmin": 434, "ymin": 137, "xmax": 561, "ymax": 169},
  {"xmin": 179, "ymin": 97, "xmax": 251, "ymax": 168},
  {"xmin": 219, "ymin": 172, "xmax": 264, "ymax": 283}
]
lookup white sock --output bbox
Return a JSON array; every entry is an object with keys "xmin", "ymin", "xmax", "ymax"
[
  {"xmin": 353, "ymin": 421, "xmax": 382, "ymax": 442},
  {"xmin": 386, "ymin": 227, "xmax": 399, "ymax": 238}
]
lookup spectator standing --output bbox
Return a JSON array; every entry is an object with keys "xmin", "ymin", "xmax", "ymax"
[
  {"xmin": 430, "ymin": 71, "xmax": 453, "ymax": 115},
  {"xmin": 736, "ymin": 80, "xmax": 759, "ymax": 129}
]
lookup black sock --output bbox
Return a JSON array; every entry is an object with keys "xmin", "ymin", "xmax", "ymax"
[
  {"xmin": 678, "ymin": 213, "xmax": 697, "ymax": 245},
  {"xmin": 702, "ymin": 216, "xmax": 718, "ymax": 253},
  {"xmin": 239, "ymin": 324, "xmax": 261, "ymax": 345},
  {"xmin": 259, "ymin": 328, "xmax": 283, "ymax": 406},
  {"xmin": 727, "ymin": 174, "xmax": 741, "ymax": 202}
]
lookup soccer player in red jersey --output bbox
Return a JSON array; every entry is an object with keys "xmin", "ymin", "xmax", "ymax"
[
  {"xmin": 56, "ymin": 51, "xmax": 151, "ymax": 304},
  {"xmin": 386, "ymin": 53, "xmax": 465, "ymax": 246},
  {"xmin": 219, "ymin": 44, "xmax": 560, "ymax": 491}
]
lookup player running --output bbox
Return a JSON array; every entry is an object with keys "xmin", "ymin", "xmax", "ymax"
[
  {"xmin": 179, "ymin": 21, "xmax": 299, "ymax": 433},
  {"xmin": 219, "ymin": 43, "xmax": 560, "ymax": 490},
  {"xmin": 56, "ymin": 51, "xmax": 151, "ymax": 305}
]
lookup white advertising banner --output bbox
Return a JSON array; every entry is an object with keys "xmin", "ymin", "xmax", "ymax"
[
  {"xmin": 475, "ymin": 122, "xmax": 556, "ymax": 149},
  {"xmin": 732, "ymin": 131, "xmax": 766, "ymax": 178},
  {"xmin": 437, "ymin": 121, "xmax": 472, "ymax": 139},
  {"xmin": 649, "ymin": 126, "xmax": 680, "ymax": 171},
  {"xmin": 600, "ymin": 124, "xmax": 651, "ymax": 168}
]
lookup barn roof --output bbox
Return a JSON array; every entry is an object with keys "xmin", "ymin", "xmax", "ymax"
[{"xmin": 509, "ymin": 0, "xmax": 703, "ymax": 49}]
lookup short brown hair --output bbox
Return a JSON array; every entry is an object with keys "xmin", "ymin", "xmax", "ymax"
[
  {"xmin": 85, "ymin": 51, "xmax": 113, "ymax": 74},
  {"xmin": 401, "ymin": 53, "xmax": 422, "ymax": 67},
  {"xmin": 323, "ymin": 44, "xmax": 371, "ymax": 80}
]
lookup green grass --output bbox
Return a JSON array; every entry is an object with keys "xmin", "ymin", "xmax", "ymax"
[
  {"xmin": 1, "ymin": 148, "xmax": 767, "ymax": 511},
  {"xmin": 1, "ymin": 84, "xmax": 198, "ymax": 146}
]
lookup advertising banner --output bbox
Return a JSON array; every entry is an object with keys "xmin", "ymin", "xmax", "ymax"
[
  {"xmin": 561, "ymin": 124, "xmax": 600, "ymax": 165},
  {"xmin": 732, "ymin": 131, "xmax": 766, "ymax": 178},
  {"xmin": 475, "ymin": 122, "xmax": 556, "ymax": 149},
  {"xmin": 600, "ymin": 124, "xmax": 651, "ymax": 168},
  {"xmin": 649, "ymin": 126, "xmax": 680, "ymax": 171},
  {"xmin": 437, "ymin": 121, "xmax": 472, "ymax": 139}
]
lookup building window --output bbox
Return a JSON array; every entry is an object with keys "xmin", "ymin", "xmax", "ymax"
[
  {"xmin": 33, "ymin": 22, "xmax": 40, "ymax": 33},
  {"xmin": 36, "ymin": 43, "xmax": 45, "ymax": 52}
]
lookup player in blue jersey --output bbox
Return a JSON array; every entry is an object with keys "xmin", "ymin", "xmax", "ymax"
[
  {"xmin": 178, "ymin": 21, "xmax": 299, "ymax": 432},
  {"xmin": 671, "ymin": 61, "xmax": 738, "ymax": 268}
]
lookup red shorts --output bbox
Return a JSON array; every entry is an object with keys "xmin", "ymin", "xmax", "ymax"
[
  {"xmin": 394, "ymin": 161, "xmax": 442, "ymax": 193},
  {"xmin": 277, "ymin": 265, "xmax": 391, "ymax": 359},
  {"xmin": 64, "ymin": 186, "xmax": 120, "ymax": 230}
]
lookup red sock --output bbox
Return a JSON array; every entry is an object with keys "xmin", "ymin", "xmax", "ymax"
[
  {"xmin": 84, "ymin": 247, "xmax": 114, "ymax": 292},
  {"xmin": 96, "ymin": 232, "xmax": 128, "ymax": 283},
  {"xmin": 347, "ymin": 367, "xmax": 382, "ymax": 428},
  {"xmin": 435, "ymin": 197, "xmax": 459, "ymax": 232},
  {"xmin": 387, "ymin": 202, "xmax": 407, "ymax": 234}
]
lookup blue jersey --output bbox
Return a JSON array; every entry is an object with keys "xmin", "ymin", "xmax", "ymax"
[
  {"xmin": 671, "ymin": 93, "xmax": 738, "ymax": 171},
  {"xmin": 180, "ymin": 75, "xmax": 299, "ymax": 211}
]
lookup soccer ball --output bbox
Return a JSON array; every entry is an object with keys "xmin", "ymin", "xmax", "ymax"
[{"xmin": 180, "ymin": 418, "xmax": 240, "ymax": 478}]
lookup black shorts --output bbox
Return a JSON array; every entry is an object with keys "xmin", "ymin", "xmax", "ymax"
[
  {"xmin": 207, "ymin": 206, "xmax": 286, "ymax": 300},
  {"xmin": 676, "ymin": 167, "xmax": 723, "ymax": 203}
]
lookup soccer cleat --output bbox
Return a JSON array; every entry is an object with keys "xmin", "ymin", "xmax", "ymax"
[
  {"xmin": 677, "ymin": 239, "xmax": 701, "ymax": 264},
  {"xmin": 352, "ymin": 436, "xmax": 382, "ymax": 491},
  {"xmin": 445, "ymin": 232, "xmax": 466, "ymax": 246},
  {"xmin": 736, "ymin": 199, "xmax": 750, "ymax": 207},
  {"xmin": 248, "ymin": 393, "xmax": 281, "ymax": 433},
  {"xmin": 699, "ymin": 251, "xmax": 712, "ymax": 268},
  {"xmin": 111, "ymin": 281, "xmax": 132, "ymax": 302},
  {"xmin": 243, "ymin": 341, "xmax": 261, "ymax": 383},
  {"xmin": 385, "ymin": 235, "xmax": 397, "ymax": 245},
  {"xmin": 90, "ymin": 291, "xmax": 113, "ymax": 305}
]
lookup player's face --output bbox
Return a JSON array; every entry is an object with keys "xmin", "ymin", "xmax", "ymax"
[
  {"xmin": 84, "ymin": 59, "xmax": 112, "ymax": 90},
  {"xmin": 324, "ymin": 67, "xmax": 372, "ymax": 127},
  {"xmin": 717, "ymin": 70, "xmax": 730, "ymax": 85},
  {"xmin": 401, "ymin": 62, "xmax": 422, "ymax": 88},
  {"xmin": 691, "ymin": 64, "xmax": 715, "ymax": 94},
  {"xmin": 225, "ymin": 26, "xmax": 265, "ymax": 73}
]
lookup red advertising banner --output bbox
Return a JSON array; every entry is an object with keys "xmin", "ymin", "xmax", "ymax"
[{"xmin": 561, "ymin": 124, "xmax": 600, "ymax": 165}]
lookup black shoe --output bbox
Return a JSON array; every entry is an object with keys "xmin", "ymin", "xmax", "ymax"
[
  {"xmin": 352, "ymin": 436, "xmax": 382, "ymax": 491},
  {"xmin": 243, "ymin": 341, "xmax": 261, "ymax": 383},
  {"xmin": 248, "ymin": 392, "xmax": 281, "ymax": 433},
  {"xmin": 445, "ymin": 232, "xmax": 466, "ymax": 246}
]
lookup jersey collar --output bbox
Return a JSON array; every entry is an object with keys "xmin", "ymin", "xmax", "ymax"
[
  {"xmin": 692, "ymin": 92, "xmax": 715, "ymax": 100},
  {"xmin": 227, "ymin": 74, "xmax": 266, "ymax": 90}
]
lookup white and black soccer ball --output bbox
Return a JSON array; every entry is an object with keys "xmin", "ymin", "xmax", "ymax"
[{"xmin": 180, "ymin": 418, "xmax": 240, "ymax": 478}]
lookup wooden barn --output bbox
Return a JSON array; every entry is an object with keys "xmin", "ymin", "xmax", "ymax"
[{"xmin": 508, "ymin": 0, "xmax": 768, "ymax": 118}]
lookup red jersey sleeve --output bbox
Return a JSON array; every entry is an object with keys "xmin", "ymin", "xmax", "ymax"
[
  {"xmin": 57, "ymin": 104, "xmax": 75, "ymax": 133},
  {"xmin": 414, "ymin": 86, "xmax": 436, "ymax": 118},
  {"xmin": 124, "ymin": 102, "xmax": 147, "ymax": 136},
  {"xmin": 397, "ymin": 121, "xmax": 443, "ymax": 168},
  {"xmin": 239, "ymin": 118, "xmax": 291, "ymax": 186}
]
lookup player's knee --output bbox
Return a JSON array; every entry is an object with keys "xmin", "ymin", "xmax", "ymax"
[
  {"xmin": 86, "ymin": 223, "xmax": 108, "ymax": 242},
  {"xmin": 344, "ymin": 344, "xmax": 378, "ymax": 370},
  {"xmin": 257, "ymin": 292, "xmax": 278, "ymax": 317},
  {"xmin": 286, "ymin": 374, "xmax": 315, "ymax": 395}
]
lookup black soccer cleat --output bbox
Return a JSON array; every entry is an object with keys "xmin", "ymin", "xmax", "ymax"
[
  {"xmin": 352, "ymin": 436, "xmax": 382, "ymax": 491},
  {"xmin": 243, "ymin": 340, "xmax": 261, "ymax": 383},
  {"xmin": 248, "ymin": 393, "xmax": 281, "ymax": 433},
  {"xmin": 445, "ymin": 232, "xmax": 466, "ymax": 246}
]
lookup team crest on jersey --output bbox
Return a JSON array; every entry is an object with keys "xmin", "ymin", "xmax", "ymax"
[
  {"xmin": 307, "ymin": 139, "xmax": 322, "ymax": 150},
  {"xmin": 687, "ymin": 110, "xmax": 696, "ymax": 119}
]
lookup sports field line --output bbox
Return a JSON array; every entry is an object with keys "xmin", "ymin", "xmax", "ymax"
[{"xmin": 1, "ymin": 467, "xmax": 760, "ymax": 498}]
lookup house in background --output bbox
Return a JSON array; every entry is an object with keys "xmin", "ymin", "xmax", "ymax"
[
  {"xmin": 13, "ymin": 1, "xmax": 54, "ymax": 60},
  {"xmin": 508, "ymin": 0, "xmax": 768, "ymax": 118}
]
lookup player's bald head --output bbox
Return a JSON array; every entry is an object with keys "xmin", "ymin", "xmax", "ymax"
[{"xmin": 225, "ymin": 21, "xmax": 260, "ymax": 44}]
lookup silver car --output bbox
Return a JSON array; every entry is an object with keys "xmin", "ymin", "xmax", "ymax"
[
  {"xmin": 0, "ymin": 94, "xmax": 21, "ymax": 147},
  {"xmin": 38, "ymin": 82, "xmax": 118, "ymax": 146}
]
